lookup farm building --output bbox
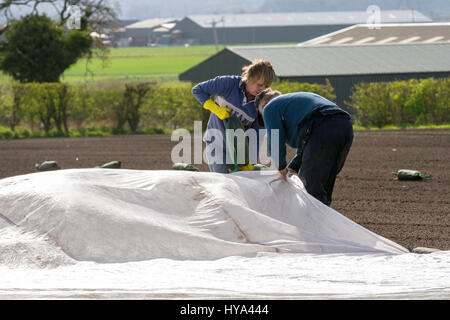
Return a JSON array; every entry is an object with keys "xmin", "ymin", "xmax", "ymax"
[
  {"xmin": 121, "ymin": 18, "xmax": 180, "ymax": 46},
  {"xmin": 300, "ymin": 22, "xmax": 450, "ymax": 46},
  {"xmin": 173, "ymin": 10, "xmax": 432, "ymax": 45},
  {"xmin": 178, "ymin": 42, "xmax": 450, "ymax": 111}
]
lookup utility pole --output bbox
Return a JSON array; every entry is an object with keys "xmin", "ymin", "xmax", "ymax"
[
  {"xmin": 211, "ymin": 17, "xmax": 224, "ymax": 53},
  {"xmin": 408, "ymin": 0, "xmax": 416, "ymax": 23},
  {"xmin": 211, "ymin": 20, "xmax": 219, "ymax": 52}
]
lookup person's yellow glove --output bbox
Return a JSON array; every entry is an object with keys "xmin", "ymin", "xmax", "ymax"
[
  {"xmin": 239, "ymin": 164, "xmax": 254, "ymax": 171},
  {"xmin": 203, "ymin": 99, "xmax": 231, "ymax": 120}
]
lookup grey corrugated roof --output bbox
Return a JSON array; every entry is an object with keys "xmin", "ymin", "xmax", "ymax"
[
  {"xmin": 186, "ymin": 10, "xmax": 431, "ymax": 28},
  {"xmin": 227, "ymin": 42, "xmax": 450, "ymax": 76},
  {"xmin": 301, "ymin": 23, "xmax": 450, "ymax": 46},
  {"xmin": 126, "ymin": 18, "xmax": 178, "ymax": 29}
]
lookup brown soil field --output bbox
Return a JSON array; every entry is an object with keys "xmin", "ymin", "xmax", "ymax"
[{"xmin": 0, "ymin": 129, "xmax": 449, "ymax": 251}]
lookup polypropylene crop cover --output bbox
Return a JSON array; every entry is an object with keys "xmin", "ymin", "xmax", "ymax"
[
  {"xmin": 2, "ymin": 169, "xmax": 450, "ymax": 299},
  {"xmin": 0, "ymin": 168, "xmax": 407, "ymax": 264}
]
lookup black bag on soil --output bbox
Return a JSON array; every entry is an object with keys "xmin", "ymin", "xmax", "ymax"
[
  {"xmin": 172, "ymin": 163, "xmax": 200, "ymax": 171},
  {"xmin": 393, "ymin": 169, "xmax": 431, "ymax": 181},
  {"xmin": 35, "ymin": 160, "xmax": 60, "ymax": 171}
]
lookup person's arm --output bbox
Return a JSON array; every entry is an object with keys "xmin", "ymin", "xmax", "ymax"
[
  {"xmin": 215, "ymin": 97, "xmax": 256, "ymax": 126},
  {"xmin": 263, "ymin": 104, "xmax": 287, "ymax": 171},
  {"xmin": 191, "ymin": 76, "xmax": 234, "ymax": 119},
  {"xmin": 191, "ymin": 76, "xmax": 233, "ymax": 105},
  {"xmin": 287, "ymin": 148, "xmax": 302, "ymax": 173}
]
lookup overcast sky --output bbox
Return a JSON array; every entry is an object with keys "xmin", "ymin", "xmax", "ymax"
[
  {"xmin": 115, "ymin": 0, "xmax": 450, "ymax": 20},
  {"xmin": 4, "ymin": 0, "xmax": 450, "ymax": 22},
  {"xmin": 114, "ymin": 0, "xmax": 263, "ymax": 20}
]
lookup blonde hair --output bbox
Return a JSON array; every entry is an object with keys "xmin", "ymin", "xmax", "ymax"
[{"xmin": 241, "ymin": 59, "xmax": 275, "ymax": 86}]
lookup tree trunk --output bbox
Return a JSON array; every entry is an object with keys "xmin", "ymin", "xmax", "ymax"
[
  {"xmin": 125, "ymin": 83, "xmax": 150, "ymax": 132},
  {"xmin": 9, "ymin": 84, "xmax": 24, "ymax": 131}
]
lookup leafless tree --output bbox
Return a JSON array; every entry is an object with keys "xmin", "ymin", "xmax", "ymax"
[{"xmin": 1, "ymin": 0, "xmax": 119, "ymax": 41}]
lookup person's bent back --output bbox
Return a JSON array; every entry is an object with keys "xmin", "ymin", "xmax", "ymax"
[{"xmin": 256, "ymin": 90, "xmax": 353, "ymax": 206}]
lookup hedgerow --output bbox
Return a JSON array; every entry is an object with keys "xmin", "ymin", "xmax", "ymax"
[
  {"xmin": 1, "ymin": 77, "xmax": 446, "ymax": 139},
  {"xmin": 349, "ymin": 77, "xmax": 449, "ymax": 128}
]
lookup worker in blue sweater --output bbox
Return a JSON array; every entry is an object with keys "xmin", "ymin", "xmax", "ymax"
[
  {"xmin": 255, "ymin": 89, "xmax": 353, "ymax": 206},
  {"xmin": 192, "ymin": 59, "xmax": 275, "ymax": 173}
]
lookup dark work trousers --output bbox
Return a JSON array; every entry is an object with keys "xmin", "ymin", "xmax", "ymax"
[{"xmin": 298, "ymin": 114, "xmax": 353, "ymax": 207}]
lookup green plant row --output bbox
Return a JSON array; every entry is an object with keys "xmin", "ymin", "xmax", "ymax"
[
  {"xmin": 349, "ymin": 77, "xmax": 450, "ymax": 128},
  {"xmin": 0, "ymin": 125, "xmax": 169, "ymax": 140}
]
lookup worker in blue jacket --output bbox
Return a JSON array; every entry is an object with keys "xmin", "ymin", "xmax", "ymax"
[
  {"xmin": 255, "ymin": 89, "xmax": 353, "ymax": 206},
  {"xmin": 192, "ymin": 59, "xmax": 275, "ymax": 173}
]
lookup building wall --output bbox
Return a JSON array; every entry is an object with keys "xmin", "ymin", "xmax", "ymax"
[
  {"xmin": 215, "ymin": 24, "xmax": 350, "ymax": 44},
  {"xmin": 175, "ymin": 18, "xmax": 211, "ymax": 44},
  {"xmin": 176, "ymin": 18, "xmax": 351, "ymax": 44},
  {"xmin": 124, "ymin": 20, "xmax": 354, "ymax": 46},
  {"xmin": 125, "ymin": 28, "xmax": 153, "ymax": 38}
]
